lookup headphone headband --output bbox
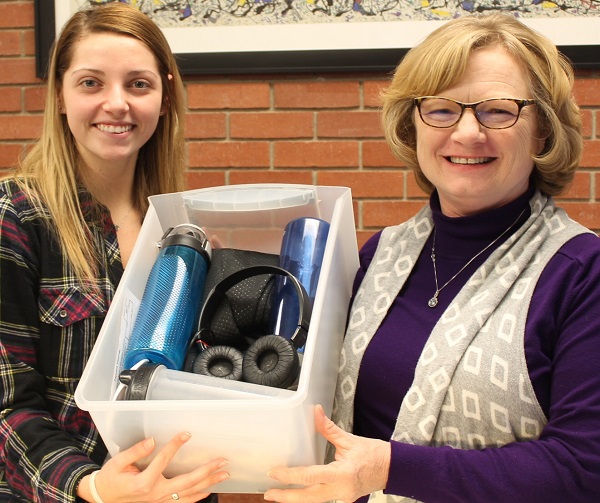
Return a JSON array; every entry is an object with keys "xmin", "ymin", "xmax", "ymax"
[{"xmin": 198, "ymin": 265, "xmax": 311, "ymax": 349}]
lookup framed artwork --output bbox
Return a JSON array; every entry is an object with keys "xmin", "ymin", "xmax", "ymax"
[{"xmin": 35, "ymin": 0, "xmax": 600, "ymax": 78}]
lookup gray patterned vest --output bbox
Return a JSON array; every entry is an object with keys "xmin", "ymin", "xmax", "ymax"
[{"xmin": 331, "ymin": 192, "xmax": 592, "ymax": 503}]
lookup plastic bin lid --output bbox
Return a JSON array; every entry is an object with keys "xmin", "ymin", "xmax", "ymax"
[{"xmin": 183, "ymin": 184, "xmax": 317, "ymax": 212}]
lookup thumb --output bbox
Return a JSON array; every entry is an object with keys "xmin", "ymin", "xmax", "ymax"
[{"xmin": 314, "ymin": 404, "xmax": 349, "ymax": 448}]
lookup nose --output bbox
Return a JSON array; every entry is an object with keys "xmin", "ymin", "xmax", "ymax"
[
  {"xmin": 103, "ymin": 85, "xmax": 129, "ymax": 115},
  {"xmin": 450, "ymin": 109, "xmax": 486, "ymax": 143}
]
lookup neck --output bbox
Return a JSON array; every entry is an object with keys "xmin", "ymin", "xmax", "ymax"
[
  {"xmin": 78, "ymin": 158, "xmax": 136, "ymax": 210},
  {"xmin": 430, "ymin": 188, "xmax": 533, "ymax": 252}
]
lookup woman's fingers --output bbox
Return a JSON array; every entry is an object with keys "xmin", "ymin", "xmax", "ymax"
[
  {"xmin": 142, "ymin": 432, "xmax": 193, "ymax": 478},
  {"xmin": 102, "ymin": 433, "xmax": 229, "ymax": 502},
  {"xmin": 313, "ymin": 404, "xmax": 351, "ymax": 451},
  {"xmin": 168, "ymin": 457, "xmax": 230, "ymax": 495},
  {"xmin": 264, "ymin": 404, "xmax": 391, "ymax": 503},
  {"xmin": 108, "ymin": 436, "xmax": 157, "ymax": 471},
  {"xmin": 264, "ymin": 482, "xmax": 349, "ymax": 503}
]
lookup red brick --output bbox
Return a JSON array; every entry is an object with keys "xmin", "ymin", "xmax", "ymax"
[
  {"xmin": 580, "ymin": 109, "xmax": 592, "ymax": 139},
  {"xmin": 557, "ymin": 171, "xmax": 591, "ymax": 200},
  {"xmin": 317, "ymin": 111, "xmax": 383, "ymax": 138},
  {"xmin": 559, "ymin": 202, "xmax": 600, "ymax": 230},
  {"xmin": 187, "ymin": 83, "xmax": 270, "ymax": 110},
  {"xmin": 317, "ymin": 170, "xmax": 404, "ymax": 198},
  {"xmin": 407, "ymin": 172, "xmax": 429, "ymax": 199},
  {"xmin": 315, "ymin": 171, "xmax": 349, "ymax": 187},
  {"xmin": 0, "ymin": 3, "xmax": 34, "ymax": 28},
  {"xmin": 274, "ymin": 141, "xmax": 357, "ymax": 168},
  {"xmin": 356, "ymin": 230, "xmax": 377, "ymax": 249},
  {"xmin": 0, "ymin": 143, "xmax": 25, "ymax": 168},
  {"xmin": 274, "ymin": 82, "xmax": 360, "ymax": 109},
  {"xmin": 0, "ymin": 57, "xmax": 38, "ymax": 84},
  {"xmin": 23, "ymin": 28, "xmax": 35, "ymax": 56},
  {"xmin": 363, "ymin": 80, "xmax": 388, "ymax": 108},
  {"xmin": 230, "ymin": 112, "xmax": 313, "ymax": 139},
  {"xmin": 0, "ymin": 115, "xmax": 42, "ymax": 140},
  {"xmin": 24, "ymin": 85, "xmax": 46, "ymax": 112},
  {"xmin": 185, "ymin": 171, "xmax": 226, "ymax": 190},
  {"xmin": 362, "ymin": 200, "xmax": 427, "ymax": 228},
  {"xmin": 0, "ymin": 31, "xmax": 21, "ymax": 56},
  {"xmin": 187, "ymin": 141, "xmax": 270, "ymax": 168},
  {"xmin": 185, "ymin": 113, "xmax": 226, "ymax": 139},
  {"xmin": 0, "ymin": 86, "xmax": 21, "ymax": 112},
  {"xmin": 581, "ymin": 139, "xmax": 600, "ymax": 168},
  {"xmin": 229, "ymin": 170, "xmax": 313, "ymax": 185},
  {"xmin": 573, "ymin": 79, "xmax": 600, "ymax": 107},
  {"xmin": 363, "ymin": 140, "xmax": 403, "ymax": 168}
]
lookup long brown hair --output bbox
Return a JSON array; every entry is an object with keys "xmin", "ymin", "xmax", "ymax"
[{"xmin": 14, "ymin": 2, "xmax": 186, "ymax": 285}]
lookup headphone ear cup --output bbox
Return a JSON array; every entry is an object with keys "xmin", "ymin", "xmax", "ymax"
[
  {"xmin": 183, "ymin": 348, "xmax": 197, "ymax": 373},
  {"xmin": 242, "ymin": 335, "xmax": 300, "ymax": 389},
  {"xmin": 192, "ymin": 345, "xmax": 244, "ymax": 381}
]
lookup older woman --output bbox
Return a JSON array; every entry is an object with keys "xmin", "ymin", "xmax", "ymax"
[{"xmin": 264, "ymin": 13, "xmax": 600, "ymax": 503}]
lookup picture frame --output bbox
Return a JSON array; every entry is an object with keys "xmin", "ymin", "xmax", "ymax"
[{"xmin": 35, "ymin": 0, "xmax": 600, "ymax": 79}]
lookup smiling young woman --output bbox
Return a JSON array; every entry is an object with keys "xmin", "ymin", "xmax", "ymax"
[{"xmin": 0, "ymin": 3, "xmax": 228, "ymax": 503}]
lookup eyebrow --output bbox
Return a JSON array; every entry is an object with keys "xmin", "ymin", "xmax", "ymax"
[{"xmin": 70, "ymin": 68, "xmax": 160, "ymax": 79}]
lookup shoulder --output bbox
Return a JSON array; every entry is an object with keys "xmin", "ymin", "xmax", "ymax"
[
  {"xmin": 0, "ymin": 177, "xmax": 25, "ymax": 202},
  {"xmin": 358, "ymin": 230, "xmax": 383, "ymax": 268},
  {"xmin": 0, "ymin": 178, "xmax": 37, "ymax": 215},
  {"xmin": 550, "ymin": 232, "xmax": 600, "ymax": 278},
  {"xmin": 0, "ymin": 177, "xmax": 49, "ymax": 224},
  {"xmin": 554, "ymin": 232, "xmax": 600, "ymax": 265},
  {"xmin": 0, "ymin": 178, "xmax": 49, "ymax": 254},
  {"xmin": 538, "ymin": 233, "xmax": 600, "ymax": 314}
]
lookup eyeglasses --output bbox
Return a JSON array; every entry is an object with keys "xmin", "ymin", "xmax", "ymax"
[{"xmin": 414, "ymin": 96, "xmax": 536, "ymax": 129}]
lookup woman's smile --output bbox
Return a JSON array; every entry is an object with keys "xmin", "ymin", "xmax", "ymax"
[
  {"xmin": 446, "ymin": 156, "xmax": 495, "ymax": 165},
  {"xmin": 415, "ymin": 46, "xmax": 541, "ymax": 216},
  {"xmin": 95, "ymin": 123, "xmax": 135, "ymax": 134},
  {"xmin": 60, "ymin": 32, "xmax": 164, "ymax": 171}
]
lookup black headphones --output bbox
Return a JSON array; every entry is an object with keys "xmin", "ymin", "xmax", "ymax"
[{"xmin": 186, "ymin": 265, "xmax": 311, "ymax": 389}]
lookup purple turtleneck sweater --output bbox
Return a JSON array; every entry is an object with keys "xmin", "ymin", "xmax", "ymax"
[{"xmin": 352, "ymin": 189, "xmax": 600, "ymax": 502}]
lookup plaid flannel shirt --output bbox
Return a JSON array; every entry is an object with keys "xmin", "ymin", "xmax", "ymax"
[{"xmin": 0, "ymin": 178, "xmax": 123, "ymax": 502}]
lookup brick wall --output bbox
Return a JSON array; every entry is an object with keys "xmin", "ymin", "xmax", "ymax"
[
  {"xmin": 0, "ymin": 2, "xmax": 598, "ymax": 502},
  {"xmin": 2, "ymin": 1, "xmax": 600, "ymax": 249}
]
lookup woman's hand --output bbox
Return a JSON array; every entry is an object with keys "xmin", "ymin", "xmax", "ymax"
[
  {"xmin": 78, "ymin": 432, "xmax": 229, "ymax": 503},
  {"xmin": 264, "ymin": 405, "xmax": 390, "ymax": 503}
]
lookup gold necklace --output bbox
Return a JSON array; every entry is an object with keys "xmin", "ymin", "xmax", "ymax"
[
  {"xmin": 114, "ymin": 205, "xmax": 134, "ymax": 232},
  {"xmin": 428, "ymin": 208, "xmax": 526, "ymax": 308}
]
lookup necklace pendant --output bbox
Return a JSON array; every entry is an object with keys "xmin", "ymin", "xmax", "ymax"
[{"xmin": 428, "ymin": 294, "xmax": 439, "ymax": 308}]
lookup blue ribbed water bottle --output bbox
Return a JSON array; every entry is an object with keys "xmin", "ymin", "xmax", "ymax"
[{"xmin": 124, "ymin": 224, "xmax": 211, "ymax": 370}]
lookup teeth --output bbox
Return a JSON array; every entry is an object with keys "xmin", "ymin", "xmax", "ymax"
[
  {"xmin": 96, "ymin": 124, "xmax": 133, "ymax": 134},
  {"xmin": 449, "ymin": 157, "xmax": 492, "ymax": 165}
]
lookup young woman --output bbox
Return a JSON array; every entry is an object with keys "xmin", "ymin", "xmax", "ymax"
[{"xmin": 0, "ymin": 4, "xmax": 227, "ymax": 502}]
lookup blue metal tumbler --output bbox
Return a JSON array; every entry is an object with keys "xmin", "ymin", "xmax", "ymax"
[
  {"xmin": 124, "ymin": 224, "xmax": 211, "ymax": 370},
  {"xmin": 269, "ymin": 217, "xmax": 330, "ymax": 350}
]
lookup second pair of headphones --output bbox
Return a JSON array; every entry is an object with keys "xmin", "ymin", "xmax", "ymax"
[{"xmin": 185, "ymin": 265, "xmax": 311, "ymax": 389}]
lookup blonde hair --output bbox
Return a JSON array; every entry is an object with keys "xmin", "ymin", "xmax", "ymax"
[
  {"xmin": 14, "ymin": 2, "xmax": 186, "ymax": 286},
  {"xmin": 382, "ymin": 13, "xmax": 582, "ymax": 196}
]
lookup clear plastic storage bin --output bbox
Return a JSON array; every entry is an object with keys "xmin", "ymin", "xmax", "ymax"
[{"xmin": 75, "ymin": 184, "xmax": 358, "ymax": 493}]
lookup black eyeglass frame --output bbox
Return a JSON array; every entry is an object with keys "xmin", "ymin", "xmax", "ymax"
[{"xmin": 413, "ymin": 96, "xmax": 536, "ymax": 130}]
